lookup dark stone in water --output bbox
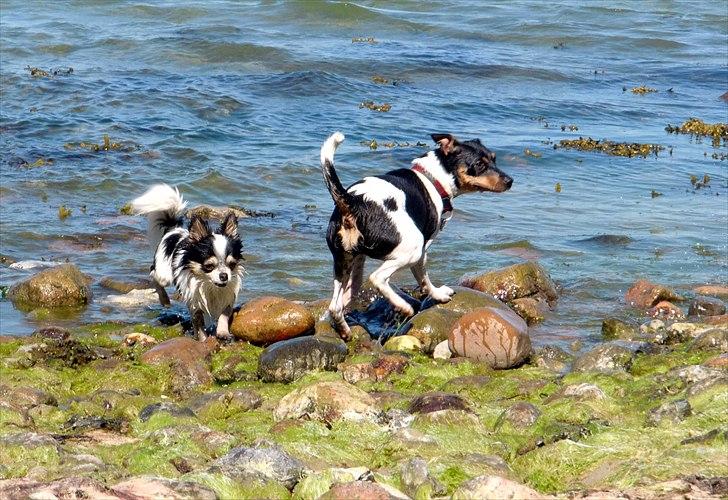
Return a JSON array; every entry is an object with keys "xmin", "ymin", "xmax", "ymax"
[
  {"xmin": 577, "ymin": 234, "xmax": 633, "ymax": 245},
  {"xmin": 158, "ymin": 311, "xmax": 187, "ymax": 326},
  {"xmin": 346, "ymin": 287, "xmax": 421, "ymax": 342},
  {"xmin": 688, "ymin": 296, "xmax": 726, "ymax": 317},
  {"xmin": 258, "ymin": 335, "xmax": 347, "ymax": 383},
  {"xmin": 139, "ymin": 402, "xmax": 196, "ymax": 422}
]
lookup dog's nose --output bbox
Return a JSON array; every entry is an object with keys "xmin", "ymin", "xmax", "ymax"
[
  {"xmin": 219, "ymin": 272, "xmax": 228, "ymax": 282},
  {"xmin": 504, "ymin": 176, "xmax": 513, "ymax": 190}
]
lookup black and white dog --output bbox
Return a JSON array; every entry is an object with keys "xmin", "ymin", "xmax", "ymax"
[
  {"xmin": 131, "ymin": 184, "xmax": 243, "ymax": 341},
  {"xmin": 321, "ymin": 132, "xmax": 512, "ymax": 339}
]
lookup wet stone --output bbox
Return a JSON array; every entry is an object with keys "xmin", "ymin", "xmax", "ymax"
[
  {"xmin": 689, "ymin": 329, "xmax": 728, "ymax": 352},
  {"xmin": 601, "ymin": 318, "xmax": 639, "ymax": 340},
  {"xmin": 572, "ymin": 342, "xmax": 636, "ymax": 373},
  {"xmin": 8, "ymin": 263, "xmax": 92, "ymax": 308},
  {"xmin": 258, "ymin": 335, "xmax": 347, "ymax": 383},
  {"xmin": 383, "ymin": 334, "xmax": 422, "ymax": 352},
  {"xmin": 510, "ymin": 296, "xmax": 550, "ymax": 325},
  {"xmin": 689, "ymin": 296, "xmax": 727, "ymax": 317},
  {"xmin": 32, "ymin": 326, "xmax": 70, "ymax": 341},
  {"xmin": 405, "ymin": 307, "xmax": 460, "ymax": 353},
  {"xmin": 647, "ymin": 300, "xmax": 685, "ymax": 320},
  {"xmin": 210, "ymin": 444, "xmax": 307, "ymax": 490},
  {"xmin": 459, "ymin": 261, "xmax": 558, "ymax": 305},
  {"xmin": 409, "ymin": 391, "xmax": 470, "ymax": 414},
  {"xmin": 231, "ymin": 296, "xmax": 315, "ymax": 345},
  {"xmin": 532, "ymin": 345, "xmax": 572, "ymax": 371},
  {"xmin": 625, "ymin": 280, "xmax": 682, "ymax": 309},
  {"xmin": 647, "ymin": 399, "xmax": 691, "ymax": 425},
  {"xmin": 498, "ymin": 401, "xmax": 541, "ymax": 428}
]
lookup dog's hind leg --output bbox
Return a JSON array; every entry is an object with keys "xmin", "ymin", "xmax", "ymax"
[
  {"xmin": 342, "ymin": 254, "xmax": 365, "ymax": 308},
  {"xmin": 411, "ymin": 254, "xmax": 454, "ymax": 303},
  {"xmin": 153, "ymin": 280, "xmax": 171, "ymax": 307},
  {"xmin": 191, "ymin": 308, "xmax": 207, "ymax": 342},
  {"xmin": 328, "ymin": 253, "xmax": 356, "ymax": 340},
  {"xmin": 369, "ymin": 257, "xmax": 418, "ymax": 317}
]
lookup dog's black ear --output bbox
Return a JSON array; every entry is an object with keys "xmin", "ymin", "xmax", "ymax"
[
  {"xmin": 218, "ymin": 212, "xmax": 239, "ymax": 239},
  {"xmin": 431, "ymin": 133, "xmax": 456, "ymax": 155},
  {"xmin": 188, "ymin": 215, "xmax": 211, "ymax": 242}
]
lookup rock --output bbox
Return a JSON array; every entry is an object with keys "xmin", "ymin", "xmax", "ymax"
[
  {"xmin": 0, "ymin": 477, "xmax": 118, "ymax": 500},
  {"xmin": 415, "ymin": 408, "xmax": 480, "ymax": 426},
  {"xmin": 0, "ymin": 385, "xmax": 57, "ymax": 410},
  {"xmin": 690, "ymin": 329, "xmax": 728, "ymax": 352},
  {"xmin": 448, "ymin": 306, "xmax": 531, "ymax": 368},
  {"xmin": 666, "ymin": 322, "xmax": 713, "ymax": 339},
  {"xmin": 601, "ymin": 318, "xmax": 639, "ymax": 340},
  {"xmin": 273, "ymin": 381, "xmax": 380, "ymax": 424},
  {"xmin": 17, "ymin": 338, "xmax": 97, "ymax": 368},
  {"xmin": 572, "ymin": 342, "xmax": 636, "ymax": 373},
  {"xmin": 319, "ymin": 480, "xmax": 409, "ymax": 500},
  {"xmin": 188, "ymin": 389, "xmax": 262, "ymax": 414},
  {"xmin": 382, "ymin": 408, "xmax": 414, "ymax": 430},
  {"xmin": 531, "ymin": 345, "xmax": 571, "ymax": 371},
  {"xmin": 139, "ymin": 402, "xmax": 196, "ymax": 422},
  {"xmin": 705, "ymin": 315, "xmax": 728, "ymax": 326},
  {"xmin": 8, "ymin": 264, "xmax": 91, "ymax": 308},
  {"xmin": 459, "ymin": 261, "xmax": 558, "ymax": 305},
  {"xmin": 686, "ymin": 375, "xmax": 728, "ymax": 397},
  {"xmin": 340, "ymin": 354, "xmax": 410, "ymax": 384},
  {"xmin": 429, "ymin": 285, "xmax": 510, "ymax": 315},
  {"xmin": 561, "ymin": 383, "xmax": 606, "ymax": 400},
  {"xmin": 210, "ymin": 444, "xmax": 306, "ymax": 490},
  {"xmin": 392, "ymin": 427, "xmax": 436, "ymax": 445},
  {"xmin": 293, "ymin": 467, "xmax": 371, "ymax": 500},
  {"xmin": 443, "ymin": 375, "xmax": 492, "ymax": 392},
  {"xmin": 32, "ymin": 326, "xmax": 70, "ymax": 341},
  {"xmin": 625, "ymin": 279, "xmax": 682, "ymax": 309},
  {"xmin": 231, "ymin": 296, "xmax": 314, "ymax": 344},
  {"xmin": 141, "ymin": 337, "xmax": 217, "ymax": 395},
  {"xmin": 99, "ymin": 276, "xmax": 153, "ymax": 294},
  {"xmin": 497, "ymin": 402, "xmax": 541, "ymax": 428},
  {"xmin": 405, "ymin": 307, "xmax": 460, "ymax": 352},
  {"xmin": 383, "ymin": 335, "xmax": 422, "ymax": 352},
  {"xmin": 693, "ymin": 285, "xmax": 728, "ymax": 298},
  {"xmin": 65, "ymin": 415, "xmax": 128, "ymax": 433},
  {"xmin": 704, "ymin": 354, "xmax": 728, "ymax": 369},
  {"xmin": 258, "ymin": 335, "xmax": 347, "ymax": 383},
  {"xmin": 463, "ymin": 453, "xmax": 512, "ymax": 476},
  {"xmin": 452, "ymin": 475, "xmax": 547, "ymax": 499},
  {"xmin": 689, "ymin": 296, "xmax": 727, "ymax": 317},
  {"xmin": 400, "ymin": 457, "xmax": 447, "ymax": 498},
  {"xmin": 669, "ymin": 365, "xmax": 725, "ymax": 385},
  {"xmin": 647, "ymin": 399, "xmax": 691, "ymax": 425},
  {"xmin": 123, "ymin": 332, "xmax": 157, "ymax": 347},
  {"xmin": 647, "ymin": 300, "xmax": 685, "ymax": 320},
  {"xmin": 510, "ymin": 296, "xmax": 549, "ymax": 325},
  {"xmin": 640, "ymin": 319, "xmax": 665, "ymax": 334},
  {"xmin": 433, "ymin": 340, "xmax": 452, "ymax": 359},
  {"xmin": 103, "ymin": 288, "xmax": 158, "ymax": 308},
  {"xmin": 112, "ymin": 476, "xmax": 216, "ymax": 499},
  {"xmin": 0, "ymin": 432, "xmax": 57, "ymax": 448},
  {"xmin": 409, "ymin": 392, "xmax": 470, "ymax": 414}
]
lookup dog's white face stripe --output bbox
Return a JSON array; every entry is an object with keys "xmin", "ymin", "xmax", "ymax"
[{"xmin": 212, "ymin": 234, "xmax": 229, "ymax": 262}]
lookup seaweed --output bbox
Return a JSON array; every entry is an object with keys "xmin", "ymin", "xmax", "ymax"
[
  {"xmin": 665, "ymin": 118, "xmax": 728, "ymax": 147},
  {"xmin": 555, "ymin": 183, "xmax": 562, "ymax": 193},
  {"xmin": 58, "ymin": 205, "xmax": 72, "ymax": 220},
  {"xmin": 631, "ymin": 85, "xmax": 657, "ymax": 94},
  {"xmin": 359, "ymin": 100, "xmax": 391, "ymax": 112},
  {"xmin": 556, "ymin": 137, "xmax": 664, "ymax": 157},
  {"xmin": 360, "ymin": 139, "xmax": 428, "ymax": 150},
  {"xmin": 64, "ymin": 134, "xmax": 140, "ymax": 153},
  {"xmin": 119, "ymin": 203, "xmax": 134, "ymax": 215},
  {"xmin": 524, "ymin": 149, "xmax": 542, "ymax": 158},
  {"xmin": 650, "ymin": 190, "xmax": 663, "ymax": 198},
  {"xmin": 25, "ymin": 66, "xmax": 73, "ymax": 78},
  {"xmin": 352, "ymin": 37, "xmax": 377, "ymax": 44},
  {"xmin": 560, "ymin": 124, "xmax": 579, "ymax": 132}
]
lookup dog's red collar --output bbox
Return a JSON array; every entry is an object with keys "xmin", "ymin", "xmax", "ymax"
[{"xmin": 412, "ymin": 164, "xmax": 453, "ymax": 216}]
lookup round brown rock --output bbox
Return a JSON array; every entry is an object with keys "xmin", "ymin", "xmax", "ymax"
[
  {"xmin": 8, "ymin": 264, "xmax": 91, "ymax": 308},
  {"xmin": 625, "ymin": 279, "xmax": 682, "ymax": 309},
  {"xmin": 230, "ymin": 296, "xmax": 314, "ymax": 345},
  {"xmin": 448, "ymin": 307, "xmax": 531, "ymax": 369},
  {"xmin": 406, "ymin": 308, "xmax": 460, "ymax": 353},
  {"xmin": 458, "ymin": 261, "xmax": 558, "ymax": 304},
  {"xmin": 688, "ymin": 296, "xmax": 727, "ymax": 317}
]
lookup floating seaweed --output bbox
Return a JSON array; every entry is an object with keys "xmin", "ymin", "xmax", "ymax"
[
  {"xmin": 665, "ymin": 118, "xmax": 727, "ymax": 148},
  {"xmin": 371, "ymin": 75, "xmax": 389, "ymax": 84},
  {"xmin": 359, "ymin": 139, "xmax": 428, "ymax": 150},
  {"xmin": 25, "ymin": 66, "xmax": 73, "ymax": 77},
  {"xmin": 556, "ymin": 137, "xmax": 664, "ymax": 157},
  {"xmin": 16, "ymin": 157, "xmax": 54, "ymax": 168},
  {"xmin": 359, "ymin": 100, "xmax": 391, "ymax": 112},
  {"xmin": 555, "ymin": 182, "xmax": 562, "ymax": 193},
  {"xmin": 650, "ymin": 190, "xmax": 663, "ymax": 198},
  {"xmin": 58, "ymin": 205, "xmax": 72, "ymax": 220},
  {"xmin": 631, "ymin": 85, "xmax": 658, "ymax": 94},
  {"xmin": 524, "ymin": 148, "xmax": 542, "ymax": 158},
  {"xmin": 26, "ymin": 66, "xmax": 49, "ymax": 77},
  {"xmin": 560, "ymin": 124, "xmax": 579, "ymax": 132},
  {"xmin": 64, "ymin": 134, "xmax": 140, "ymax": 153},
  {"xmin": 690, "ymin": 174, "xmax": 711, "ymax": 189},
  {"xmin": 352, "ymin": 37, "xmax": 377, "ymax": 44},
  {"xmin": 119, "ymin": 203, "xmax": 134, "ymax": 215}
]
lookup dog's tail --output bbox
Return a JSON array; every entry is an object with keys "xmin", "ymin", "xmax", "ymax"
[
  {"xmin": 320, "ymin": 132, "xmax": 352, "ymax": 216},
  {"xmin": 131, "ymin": 184, "xmax": 188, "ymax": 252}
]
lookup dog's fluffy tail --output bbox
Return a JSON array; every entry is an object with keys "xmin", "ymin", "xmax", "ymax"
[
  {"xmin": 131, "ymin": 184, "xmax": 187, "ymax": 252},
  {"xmin": 320, "ymin": 132, "xmax": 352, "ymax": 216}
]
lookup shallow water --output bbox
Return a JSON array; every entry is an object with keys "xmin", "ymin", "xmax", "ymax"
[{"xmin": 1, "ymin": 1, "xmax": 726, "ymax": 346}]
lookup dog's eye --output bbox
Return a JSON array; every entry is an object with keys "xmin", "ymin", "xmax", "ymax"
[
  {"xmin": 227, "ymin": 259, "xmax": 238, "ymax": 269},
  {"xmin": 202, "ymin": 263, "xmax": 215, "ymax": 273}
]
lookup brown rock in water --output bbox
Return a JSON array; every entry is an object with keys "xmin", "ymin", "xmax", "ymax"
[
  {"xmin": 448, "ymin": 307, "xmax": 531, "ymax": 368},
  {"xmin": 409, "ymin": 391, "xmax": 470, "ymax": 414},
  {"xmin": 625, "ymin": 279, "xmax": 682, "ymax": 309},
  {"xmin": 694, "ymin": 285, "xmax": 728, "ymax": 298},
  {"xmin": 689, "ymin": 296, "xmax": 727, "ymax": 317},
  {"xmin": 431, "ymin": 285, "xmax": 510, "ymax": 315},
  {"xmin": 230, "ymin": 296, "xmax": 314, "ymax": 345},
  {"xmin": 721, "ymin": 91, "xmax": 728, "ymax": 102},
  {"xmin": 141, "ymin": 337, "xmax": 218, "ymax": 394},
  {"xmin": 647, "ymin": 300, "xmax": 685, "ymax": 320},
  {"xmin": 510, "ymin": 296, "xmax": 549, "ymax": 325},
  {"xmin": 8, "ymin": 264, "xmax": 91, "ymax": 308},
  {"xmin": 406, "ymin": 307, "xmax": 460, "ymax": 353},
  {"xmin": 459, "ymin": 261, "xmax": 558, "ymax": 305}
]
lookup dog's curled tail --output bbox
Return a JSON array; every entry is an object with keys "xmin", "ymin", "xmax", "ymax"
[
  {"xmin": 320, "ymin": 132, "xmax": 352, "ymax": 216},
  {"xmin": 131, "ymin": 184, "xmax": 188, "ymax": 252}
]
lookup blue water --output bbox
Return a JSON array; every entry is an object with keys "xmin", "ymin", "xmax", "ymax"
[{"xmin": 1, "ymin": 1, "xmax": 726, "ymax": 345}]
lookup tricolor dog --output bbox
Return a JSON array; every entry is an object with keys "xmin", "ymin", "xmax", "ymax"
[{"xmin": 320, "ymin": 132, "xmax": 512, "ymax": 339}]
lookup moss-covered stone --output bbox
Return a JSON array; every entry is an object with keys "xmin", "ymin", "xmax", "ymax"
[{"xmin": 8, "ymin": 264, "xmax": 91, "ymax": 309}]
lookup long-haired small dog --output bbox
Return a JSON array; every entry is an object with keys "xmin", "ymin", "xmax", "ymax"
[
  {"xmin": 321, "ymin": 132, "xmax": 512, "ymax": 340},
  {"xmin": 131, "ymin": 184, "xmax": 243, "ymax": 341}
]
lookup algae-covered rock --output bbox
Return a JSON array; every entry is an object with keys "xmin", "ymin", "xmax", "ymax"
[
  {"xmin": 8, "ymin": 264, "xmax": 91, "ymax": 308},
  {"xmin": 273, "ymin": 381, "xmax": 380, "ymax": 424},
  {"xmin": 452, "ymin": 475, "xmax": 547, "ymax": 499},
  {"xmin": 624, "ymin": 279, "xmax": 682, "ymax": 309},
  {"xmin": 141, "ymin": 337, "xmax": 217, "ymax": 394},
  {"xmin": 231, "ymin": 296, "xmax": 314, "ymax": 345},
  {"xmin": 210, "ymin": 445, "xmax": 306, "ymax": 490},
  {"xmin": 405, "ymin": 307, "xmax": 460, "ymax": 352},
  {"xmin": 0, "ymin": 385, "xmax": 57, "ymax": 410},
  {"xmin": 459, "ymin": 261, "xmax": 558, "ymax": 305},
  {"xmin": 572, "ymin": 342, "xmax": 636, "ymax": 373},
  {"xmin": 409, "ymin": 392, "xmax": 470, "ymax": 414},
  {"xmin": 688, "ymin": 296, "xmax": 726, "ymax": 317},
  {"xmin": 400, "ymin": 457, "xmax": 447, "ymax": 498},
  {"xmin": 15, "ymin": 337, "xmax": 97, "ymax": 368},
  {"xmin": 138, "ymin": 402, "xmax": 196, "ymax": 422},
  {"xmin": 319, "ymin": 480, "xmax": 408, "ymax": 500},
  {"xmin": 293, "ymin": 467, "xmax": 370, "ymax": 500},
  {"xmin": 689, "ymin": 329, "xmax": 728, "ymax": 352},
  {"xmin": 531, "ymin": 345, "xmax": 572, "ymax": 371},
  {"xmin": 510, "ymin": 296, "xmax": 549, "ymax": 325},
  {"xmin": 188, "ymin": 389, "xmax": 262, "ymax": 414},
  {"xmin": 111, "ymin": 476, "xmax": 216, "ymax": 499},
  {"xmin": 427, "ymin": 285, "xmax": 509, "ymax": 315},
  {"xmin": 560, "ymin": 383, "xmax": 606, "ymax": 400},
  {"xmin": 601, "ymin": 318, "xmax": 640, "ymax": 340},
  {"xmin": 647, "ymin": 399, "xmax": 691, "ymax": 426},
  {"xmin": 497, "ymin": 401, "xmax": 541, "ymax": 429},
  {"xmin": 383, "ymin": 335, "xmax": 422, "ymax": 352},
  {"xmin": 258, "ymin": 335, "xmax": 347, "ymax": 383},
  {"xmin": 449, "ymin": 307, "xmax": 531, "ymax": 368}
]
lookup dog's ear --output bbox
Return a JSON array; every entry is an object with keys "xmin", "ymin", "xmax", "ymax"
[
  {"xmin": 188, "ymin": 215, "xmax": 211, "ymax": 242},
  {"xmin": 431, "ymin": 133, "xmax": 456, "ymax": 155},
  {"xmin": 218, "ymin": 212, "xmax": 239, "ymax": 239}
]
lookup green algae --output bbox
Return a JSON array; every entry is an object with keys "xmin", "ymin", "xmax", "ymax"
[
  {"xmin": 359, "ymin": 100, "xmax": 391, "ymax": 112},
  {"xmin": 0, "ymin": 445, "xmax": 60, "ymax": 479},
  {"xmin": 557, "ymin": 137, "xmax": 664, "ymax": 157},
  {"xmin": 665, "ymin": 118, "xmax": 728, "ymax": 147},
  {"xmin": 631, "ymin": 85, "xmax": 658, "ymax": 94},
  {"xmin": 187, "ymin": 472, "xmax": 291, "ymax": 500},
  {"xmin": 58, "ymin": 205, "xmax": 72, "ymax": 220}
]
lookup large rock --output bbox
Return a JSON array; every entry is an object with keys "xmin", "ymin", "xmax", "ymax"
[
  {"xmin": 601, "ymin": 318, "xmax": 639, "ymax": 340},
  {"xmin": 647, "ymin": 399, "xmax": 691, "ymax": 425},
  {"xmin": 452, "ymin": 475, "xmax": 548, "ymax": 499},
  {"xmin": 405, "ymin": 307, "xmax": 461, "ymax": 353},
  {"xmin": 429, "ymin": 285, "xmax": 510, "ymax": 315},
  {"xmin": 319, "ymin": 481, "xmax": 409, "ymax": 500},
  {"xmin": 572, "ymin": 342, "xmax": 636, "ymax": 373},
  {"xmin": 510, "ymin": 297, "xmax": 549, "ymax": 325},
  {"xmin": 0, "ymin": 477, "xmax": 118, "ymax": 499},
  {"xmin": 497, "ymin": 402, "xmax": 541, "ymax": 429},
  {"xmin": 273, "ymin": 381, "xmax": 380, "ymax": 424},
  {"xmin": 448, "ymin": 307, "xmax": 531, "ymax": 368},
  {"xmin": 230, "ymin": 296, "xmax": 314, "ymax": 345},
  {"xmin": 111, "ymin": 476, "xmax": 216, "ymax": 499},
  {"xmin": 8, "ymin": 264, "xmax": 91, "ymax": 308},
  {"xmin": 693, "ymin": 285, "xmax": 728, "ymax": 298},
  {"xmin": 625, "ymin": 279, "xmax": 682, "ymax": 309},
  {"xmin": 258, "ymin": 336, "xmax": 347, "ymax": 383},
  {"xmin": 459, "ymin": 261, "xmax": 558, "ymax": 304},
  {"xmin": 141, "ymin": 337, "xmax": 217, "ymax": 394},
  {"xmin": 689, "ymin": 296, "xmax": 727, "ymax": 317},
  {"xmin": 409, "ymin": 392, "xmax": 470, "ymax": 414},
  {"xmin": 210, "ymin": 444, "xmax": 306, "ymax": 490}
]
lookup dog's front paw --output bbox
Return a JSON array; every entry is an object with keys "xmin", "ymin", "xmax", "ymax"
[
  {"xmin": 216, "ymin": 329, "xmax": 233, "ymax": 341},
  {"xmin": 395, "ymin": 303, "xmax": 415, "ymax": 317},
  {"xmin": 430, "ymin": 285, "xmax": 454, "ymax": 303}
]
